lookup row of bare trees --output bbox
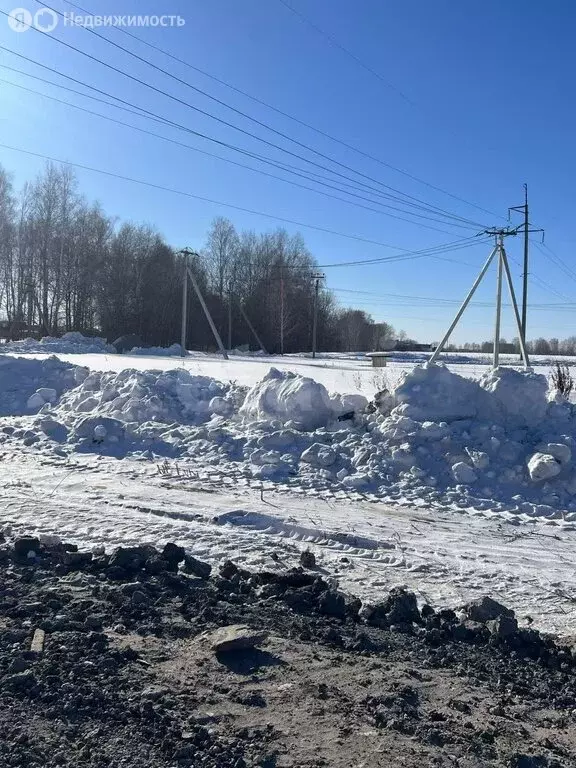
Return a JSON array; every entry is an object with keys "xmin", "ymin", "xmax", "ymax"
[{"xmin": 0, "ymin": 162, "xmax": 396, "ymax": 352}]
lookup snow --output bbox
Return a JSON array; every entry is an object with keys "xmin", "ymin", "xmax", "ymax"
[
  {"xmin": 0, "ymin": 355, "xmax": 85, "ymax": 416},
  {"xmin": 2, "ymin": 449, "xmax": 576, "ymax": 637},
  {"xmin": 129, "ymin": 343, "xmax": 185, "ymax": 357},
  {"xmin": 527, "ymin": 453, "xmax": 562, "ymax": 482},
  {"xmin": 239, "ymin": 367, "xmax": 339, "ymax": 430},
  {"xmin": 3, "ymin": 332, "xmax": 114, "ymax": 355},
  {"xmin": 3, "ymin": 347, "xmax": 576, "ymax": 636}
]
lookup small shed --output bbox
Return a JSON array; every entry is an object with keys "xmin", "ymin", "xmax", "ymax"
[{"xmin": 366, "ymin": 352, "xmax": 388, "ymax": 368}]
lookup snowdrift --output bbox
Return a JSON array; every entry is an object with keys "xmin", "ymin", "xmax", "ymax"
[
  {"xmin": 4, "ymin": 358, "xmax": 576, "ymax": 520},
  {"xmin": 0, "ymin": 356, "xmax": 86, "ymax": 416},
  {"xmin": 3, "ymin": 332, "xmax": 115, "ymax": 355}
]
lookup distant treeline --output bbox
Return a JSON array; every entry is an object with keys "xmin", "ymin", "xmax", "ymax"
[
  {"xmin": 0, "ymin": 162, "xmax": 397, "ymax": 353},
  {"xmin": 444, "ymin": 337, "xmax": 576, "ymax": 356}
]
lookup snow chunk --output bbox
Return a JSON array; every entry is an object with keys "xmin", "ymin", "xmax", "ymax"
[
  {"xmin": 527, "ymin": 452, "xmax": 562, "ymax": 482},
  {"xmin": 129, "ymin": 343, "xmax": 186, "ymax": 357},
  {"xmin": 0, "ymin": 356, "xmax": 82, "ymax": 416},
  {"xmin": 539, "ymin": 442, "xmax": 571, "ymax": 465},
  {"xmin": 394, "ymin": 363, "xmax": 491, "ymax": 422},
  {"xmin": 240, "ymin": 368, "xmax": 335, "ymax": 430},
  {"xmin": 479, "ymin": 367, "xmax": 548, "ymax": 427},
  {"xmin": 451, "ymin": 462, "xmax": 477, "ymax": 484},
  {"xmin": 4, "ymin": 332, "xmax": 114, "ymax": 355},
  {"xmin": 301, "ymin": 443, "xmax": 337, "ymax": 468}
]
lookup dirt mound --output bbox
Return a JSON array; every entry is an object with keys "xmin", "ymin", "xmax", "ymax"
[{"xmin": 0, "ymin": 532, "xmax": 574, "ymax": 767}]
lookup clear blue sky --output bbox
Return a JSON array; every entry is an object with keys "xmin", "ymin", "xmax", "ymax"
[{"xmin": 1, "ymin": 0, "xmax": 575, "ymax": 343}]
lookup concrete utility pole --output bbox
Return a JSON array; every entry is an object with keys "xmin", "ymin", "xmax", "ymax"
[
  {"xmin": 509, "ymin": 185, "xmax": 544, "ymax": 349},
  {"xmin": 178, "ymin": 248, "xmax": 229, "ymax": 360},
  {"xmin": 430, "ymin": 227, "xmax": 530, "ymax": 370},
  {"xmin": 180, "ymin": 253, "xmax": 188, "ymax": 357},
  {"xmin": 227, "ymin": 283, "xmax": 233, "ymax": 351},
  {"xmin": 311, "ymin": 272, "xmax": 325, "ymax": 359},
  {"xmin": 279, "ymin": 267, "xmax": 285, "ymax": 355}
]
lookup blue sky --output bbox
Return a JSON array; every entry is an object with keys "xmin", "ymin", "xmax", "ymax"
[{"xmin": 1, "ymin": 0, "xmax": 575, "ymax": 343}]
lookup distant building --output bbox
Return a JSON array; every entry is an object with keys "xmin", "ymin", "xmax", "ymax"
[{"xmin": 392, "ymin": 340, "xmax": 433, "ymax": 352}]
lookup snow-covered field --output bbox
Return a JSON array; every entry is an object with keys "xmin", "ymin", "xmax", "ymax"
[{"xmin": 3, "ymin": 336, "xmax": 576, "ymax": 636}]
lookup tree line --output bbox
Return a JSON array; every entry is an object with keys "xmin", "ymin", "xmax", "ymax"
[
  {"xmin": 445, "ymin": 337, "xmax": 576, "ymax": 356},
  {"xmin": 0, "ymin": 162, "xmax": 396, "ymax": 353}
]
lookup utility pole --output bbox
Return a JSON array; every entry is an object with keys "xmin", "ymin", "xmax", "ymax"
[
  {"xmin": 430, "ymin": 226, "xmax": 530, "ymax": 370},
  {"xmin": 180, "ymin": 253, "xmax": 188, "ymax": 357},
  {"xmin": 509, "ymin": 186, "xmax": 544, "ymax": 350},
  {"xmin": 178, "ymin": 248, "xmax": 229, "ymax": 360},
  {"xmin": 311, "ymin": 272, "xmax": 325, "ymax": 359},
  {"xmin": 279, "ymin": 267, "xmax": 284, "ymax": 355},
  {"xmin": 227, "ymin": 282, "xmax": 233, "ymax": 351}
]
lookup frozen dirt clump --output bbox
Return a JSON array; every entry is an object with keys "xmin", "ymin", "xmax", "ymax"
[
  {"xmin": 4, "ymin": 331, "xmax": 115, "ymax": 355},
  {"xmin": 240, "ymin": 367, "xmax": 336, "ymax": 430},
  {"xmin": 0, "ymin": 355, "xmax": 86, "ymax": 416}
]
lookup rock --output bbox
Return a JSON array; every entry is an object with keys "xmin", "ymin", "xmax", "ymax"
[
  {"xmin": 527, "ymin": 452, "xmax": 562, "ymax": 482},
  {"xmin": 487, "ymin": 615, "xmax": 518, "ymax": 639},
  {"xmin": 465, "ymin": 596, "xmax": 514, "ymax": 623},
  {"xmin": 183, "ymin": 555, "xmax": 212, "ymax": 579},
  {"xmin": 108, "ymin": 545, "xmax": 156, "ymax": 572},
  {"xmin": 451, "ymin": 462, "xmax": 477, "ymax": 484},
  {"xmin": 362, "ymin": 587, "xmax": 420, "ymax": 627},
  {"xmin": 13, "ymin": 537, "xmax": 41, "ymax": 558},
  {"xmin": 162, "ymin": 542, "xmax": 186, "ymax": 565},
  {"xmin": 131, "ymin": 590, "xmax": 148, "ymax": 606},
  {"xmin": 318, "ymin": 590, "xmax": 346, "ymax": 618},
  {"xmin": 219, "ymin": 560, "xmax": 238, "ymax": 580},
  {"xmin": 509, "ymin": 755, "xmax": 550, "ymax": 768},
  {"xmin": 63, "ymin": 551, "xmax": 93, "ymax": 568},
  {"xmin": 300, "ymin": 550, "xmax": 316, "ymax": 569},
  {"xmin": 203, "ymin": 624, "xmax": 268, "ymax": 653}
]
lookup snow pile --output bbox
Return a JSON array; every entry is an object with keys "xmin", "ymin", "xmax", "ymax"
[
  {"xmin": 0, "ymin": 356, "xmax": 86, "ymax": 416},
  {"xmin": 50, "ymin": 368, "xmax": 227, "ymax": 428},
  {"xmin": 4, "ymin": 332, "xmax": 115, "ymax": 355},
  {"xmin": 394, "ymin": 363, "xmax": 492, "ymax": 422},
  {"xmin": 128, "ymin": 344, "xmax": 186, "ymax": 357},
  {"xmin": 240, "ymin": 368, "xmax": 337, "ymax": 430}
]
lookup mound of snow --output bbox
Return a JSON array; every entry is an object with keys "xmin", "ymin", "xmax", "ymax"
[
  {"xmin": 479, "ymin": 367, "xmax": 548, "ymax": 427},
  {"xmin": 240, "ymin": 368, "xmax": 336, "ymax": 430},
  {"xmin": 50, "ymin": 367, "xmax": 227, "ymax": 427},
  {"xmin": 4, "ymin": 332, "xmax": 115, "ymax": 355},
  {"xmin": 128, "ymin": 344, "xmax": 186, "ymax": 357},
  {"xmin": 394, "ymin": 363, "xmax": 492, "ymax": 422},
  {"xmin": 0, "ymin": 356, "xmax": 85, "ymax": 416}
]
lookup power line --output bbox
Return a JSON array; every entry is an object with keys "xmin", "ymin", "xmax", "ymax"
[
  {"xmin": 11, "ymin": 4, "xmax": 487, "ymax": 230},
  {"xmin": 60, "ymin": 0, "xmax": 498, "ymax": 220},
  {"xmin": 0, "ymin": 49, "xmax": 479, "ymax": 236},
  {"xmin": 0, "ymin": 140, "xmax": 466, "ymax": 253},
  {"xmin": 277, "ymin": 0, "xmax": 416, "ymax": 106},
  {"xmin": 0, "ymin": 76, "xmax": 480, "ymax": 233}
]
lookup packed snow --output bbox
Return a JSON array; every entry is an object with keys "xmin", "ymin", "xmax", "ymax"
[
  {"xmin": 3, "ymin": 331, "xmax": 115, "ymax": 355},
  {"xmin": 4, "ymin": 350, "xmax": 576, "ymax": 636},
  {"xmin": 2, "ymin": 353, "xmax": 576, "ymax": 521}
]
